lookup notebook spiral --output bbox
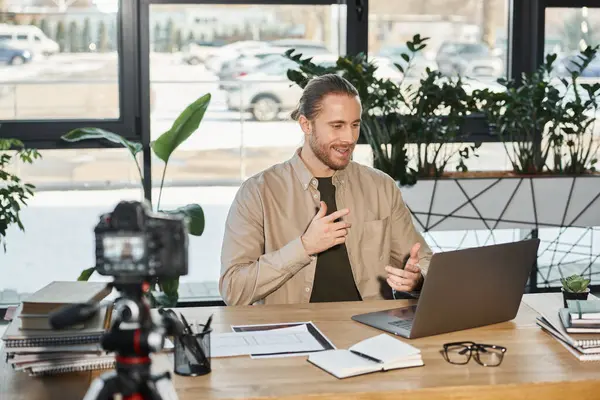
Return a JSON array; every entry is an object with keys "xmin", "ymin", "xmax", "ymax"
[
  {"xmin": 3, "ymin": 334, "xmax": 102, "ymax": 348},
  {"xmin": 577, "ymin": 339, "xmax": 600, "ymax": 349},
  {"xmin": 26, "ymin": 358, "xmax": 116, "ymax": 377}
]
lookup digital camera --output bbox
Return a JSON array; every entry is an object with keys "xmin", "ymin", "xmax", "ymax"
[{"xmin": 94, "ymin": 200, "xmax": 188, "ymax": 279}]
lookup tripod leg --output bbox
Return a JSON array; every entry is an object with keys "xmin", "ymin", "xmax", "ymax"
[
  {"xmin": 139, "ymin": 381, "xmax": 168, "ymax": 400},
  {"xmin": 141, "ymin": 374, "xmax": 179, "ymax": 400},
  {"xmin": 83, "ymin": 371, "xmax": 121, "ymax": 400}
]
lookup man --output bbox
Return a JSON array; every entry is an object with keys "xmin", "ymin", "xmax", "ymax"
[{"xmin": 220, "ymin": 74, "xmax": 432, "ymax": 306}]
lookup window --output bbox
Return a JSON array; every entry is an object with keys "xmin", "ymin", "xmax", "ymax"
[
  {"xmin": 0, "ymin": 8, "xmax": 122, "ymax": 120},
  {"xmin": 149, "ymin": 2, "xmax": 346, "ymax": 181},
  {"xmin": 538, "ymin": 5, "xmax": 600, "ymax": 289},
  {"xmin": 147, "ymin": 1, "xmax": 346, "ymax": 293},
  {"xmin": 545, "ymin": 7, "xmax": 600, "ymax": 81},
  {"xmin": 0, "ymin": 148, "xmax": 141, "ymax": 306},
  {"xmin": 0, "ymin": 2, "xmax": 138, "ymax": 304},
  {"xmin": 368, "ymin": 0, "xmax": 508, "ymax": 80}
]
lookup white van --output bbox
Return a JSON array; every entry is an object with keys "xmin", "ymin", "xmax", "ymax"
[{"xmin": 0, "ymin": 24, "xmax": 60, "ymax": 56}]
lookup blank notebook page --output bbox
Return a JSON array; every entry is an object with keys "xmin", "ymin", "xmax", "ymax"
[
  {"xmin": 350, "ymin": 333, "xmax": 421, "ymax": 364},
  {"xmin": 310, "ymin": 350, "xmax": 381, "ymax": 377}
]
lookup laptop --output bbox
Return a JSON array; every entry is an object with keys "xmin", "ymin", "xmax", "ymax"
[{"xmin": 352, "ymin": 239, "xmax": 540, "ymax": 339}]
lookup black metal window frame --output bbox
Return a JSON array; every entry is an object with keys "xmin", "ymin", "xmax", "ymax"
[
  {"xmin": 0, "ymin": 0, "xmax": 141, "ymax": 150},
  {"xmin": 4, "ymin": 0, "xmax": 600, "ymax": 147},
  {"xmin": 0, "ymin": 0, "xmax": 598, "ymax": 306}
]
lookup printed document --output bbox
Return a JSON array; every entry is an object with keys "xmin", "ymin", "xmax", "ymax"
[{"xmin": 211, "ymin": 325, "xmax": 324, "ymax": 358}]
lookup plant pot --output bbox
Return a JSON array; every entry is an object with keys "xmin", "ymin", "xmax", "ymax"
[
  {"xmin": 562, "ymin": 288, "xmax": 590, "ymax": 308},
  {"xmin": 399, "ymin": 175, "xmax": 600, "ymax": 232}
]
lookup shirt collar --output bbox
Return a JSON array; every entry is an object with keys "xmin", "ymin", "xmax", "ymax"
[{"xmin": 290, "ymin": 148, "xmax": 348, "ymax": 191}]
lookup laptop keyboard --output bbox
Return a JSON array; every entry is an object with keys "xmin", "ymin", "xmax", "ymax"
[{"xmin": 388, "ymin": 319, "xmax": 414, "ymax": 330}]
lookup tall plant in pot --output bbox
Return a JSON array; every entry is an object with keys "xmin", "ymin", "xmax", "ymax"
[
  {"xmin": 60, "ymin": 93, "xmax": 212, "ymax": 307},
  {"xmin": 284, "ymin": 35, "xmax": 479, "ymax": 185},
  {"xmin": 553, "ymin": 46, "xmax": 600, "ymax": 174},
  {"xmin": 472, "ymin": 45, "xmax": 600, "ymax": 175}
]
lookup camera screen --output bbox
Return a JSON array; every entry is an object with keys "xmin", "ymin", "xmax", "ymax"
[{"xmin": 103, "ymin": 235, "xmax": 145, "ymax": 264}]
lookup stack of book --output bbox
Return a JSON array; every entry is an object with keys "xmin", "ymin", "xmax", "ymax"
[
  {"xmin": 1, "ymin": 281, "xmax": 115, "ymax": 376},
  {"xmin": 526, "ymin": 294, "xmax": 600, "ymax": 361}
]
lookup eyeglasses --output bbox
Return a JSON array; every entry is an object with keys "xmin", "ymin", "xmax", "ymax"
[{"xmin": 442, "ymin": 341, "xmax": 506, "ymax": 367}]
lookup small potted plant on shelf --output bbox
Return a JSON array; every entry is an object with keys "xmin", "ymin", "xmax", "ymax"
[{"xmin": 560, "ymin": 274, "xmax": 591, "ymax": 307}]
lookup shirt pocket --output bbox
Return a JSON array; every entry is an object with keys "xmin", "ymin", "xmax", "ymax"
[{"xmin": 360, "ymin": 216, "xmax": 391, "ymax": 268}]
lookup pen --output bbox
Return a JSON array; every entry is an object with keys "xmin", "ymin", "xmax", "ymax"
[
  {"xmin": 202, "ymin": 314, "xmax": 213, "ymax": 333},
  {"xmin": 350, "ymin": 350, "xmax": 384, "ymax": 364},
  {"xmin": 180, "ymin": 313, "xmax": 193, "ymax": 334}
]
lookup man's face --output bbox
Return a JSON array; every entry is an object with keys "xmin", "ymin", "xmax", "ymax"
[{"xmin": 307, "ymin": 93, "xmax": 362, "ymax": 170}]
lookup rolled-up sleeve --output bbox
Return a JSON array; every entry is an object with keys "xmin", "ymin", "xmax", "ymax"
[{"xmin": 219, "ymin": 181, "xmax": 313, "ymax": 305}]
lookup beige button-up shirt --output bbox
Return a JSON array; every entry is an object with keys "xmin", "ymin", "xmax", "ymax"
[{"xmin": 219, "ymin": 148, "xmax": 433, "ymax": 306}]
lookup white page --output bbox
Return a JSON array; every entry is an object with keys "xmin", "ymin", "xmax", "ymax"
[
  {"xmin": 211, "ymin": 325, "xmax": 324, "ymax": 358},
  {"xmin": 350, "ymin": 334, "xmax": 421, "ymax": 364},
  {"xmin": 231, "ymin": 321, "xmax": 336, "ymax": 359},
  {"xmin": 308, "ymin": 350, "xmax": 379, "ymax": 379}
]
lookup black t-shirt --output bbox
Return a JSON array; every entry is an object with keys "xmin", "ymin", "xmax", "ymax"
[{"xmin": 309, "ymin": 177, "xmax": 362, "ymax": 303}]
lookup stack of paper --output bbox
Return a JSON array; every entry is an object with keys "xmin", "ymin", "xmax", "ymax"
[
  {"xmin": 524, "ymin": 294, "xmax": 600, "ymax": 361},
  {"xmin": 560, "ymin": 300, "xmax": 600, "ymax": 333},
  {"xmin": 211, "ymin": 323, "xmax": 331, "ymax": 358},
  {"xmin": 1, "ymin": 281, "xmax": 114, "ymax": 376}
]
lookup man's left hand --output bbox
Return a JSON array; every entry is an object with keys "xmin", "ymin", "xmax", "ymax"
[{"xmin": 385, "ymin": 243, "xmax": 423, "ymax": 292}]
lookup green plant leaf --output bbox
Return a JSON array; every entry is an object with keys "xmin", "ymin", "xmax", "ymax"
[
  {"xmin": 152, "ymin": 291, "xmax": 178, "ymax": 308},
  {"xmin": 62, "ymin": 128, "xmax": 142, "ymax": 156},
  {"xmin": 152, "ymin": 93, "xmax": 211, "ymax": 163},
  {"xmin": 158, "ymin": 277, "xmax": 179, "ymax": 307},
  {"xmin": 164, "ymin": 204, "xmax": 205, "ymax": 236},
  {"xmin": 78, "ymin": 267, "xmax": 95, "ymax": 281}
]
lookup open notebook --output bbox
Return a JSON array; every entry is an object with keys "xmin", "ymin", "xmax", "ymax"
[{"xmin": 307, "ymin": 334, "xmax": 423, "ymax": 379}]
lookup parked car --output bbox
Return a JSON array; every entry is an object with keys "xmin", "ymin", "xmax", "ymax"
[
  {"xmin": 218, "ymin": 47, "xmax": 290, "ymax": 83},
  {"xmin": 224, "ymin": 53, "xmax": 411, "ymax": 121},
  {"xmin": 218, "ymin": 45, "xmax": 332, "ymax": 89},
  {"xmin": 0, "ymin": 23, "xmax": 59, "ymax": 56},
  {"xmin": 181, "ymin": 39, "xmax": 226, "ymax": 65},
  {"xmin": 204, "ymin": 40, "xmax": 271, "ymax": 72},
  {"xmin": 0, "ymin": 40, "xmax": 33, "ymax": 65},
  {"xmin": 436, "ymin": 41, "xmax": 504, "ymax": 78},
  {"xmin": 224, "ymin": 57, "xmax": 299, "ymax": 121},
  {"xmin": 267, "ymin": 39, "xmax": 330, "ymax": 55}
]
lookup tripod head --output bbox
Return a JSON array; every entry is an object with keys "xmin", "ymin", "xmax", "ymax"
[{"xmin": 48, "ymin": 201, "xmax": 191, "ymax": 399}]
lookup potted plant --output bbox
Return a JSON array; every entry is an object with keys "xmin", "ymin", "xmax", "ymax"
[
  {"xmin": 449, "ymin": 46, "xmax": 600, "ymax": 232},
  {"xmin": 0, "ymin": 138, "xmax": 41, "ymax": 252},
  {"xmin": 560, "ymin": 274, "xmax": 591, "ymax": 307},
  {"xmin": 60, "ymin": 93, "xmax": 211, "ymax": 307},
  {"xmin": 285, "ymin": 34, "xmax": 479, "ymax": 186}
]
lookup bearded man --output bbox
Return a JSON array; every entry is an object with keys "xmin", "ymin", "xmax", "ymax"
[{"xmin": 219, "ymin": 74, "xmax": 433, "ymax": 306}]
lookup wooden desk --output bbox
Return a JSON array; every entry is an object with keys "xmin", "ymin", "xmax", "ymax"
[{"xmin": 2, "ymin": 293, "xmax": 600, "ymax": 400}]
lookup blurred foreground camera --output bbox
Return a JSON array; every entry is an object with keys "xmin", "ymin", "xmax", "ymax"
[{"xmin": 94, "ymin": 200, "xmax": 188, "ymax": 279}]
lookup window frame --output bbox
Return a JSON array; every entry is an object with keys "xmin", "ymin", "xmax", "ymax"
[{"xmin": 0, "ymin": 0, "xmax": 141, "ymax": 150}]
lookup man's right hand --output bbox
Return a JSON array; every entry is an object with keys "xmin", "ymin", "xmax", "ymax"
[{"xmin": 301, "ymin": 201, "xmax": 351, "ymax": 256}]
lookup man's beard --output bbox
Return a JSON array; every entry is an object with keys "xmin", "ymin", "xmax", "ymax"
[{"xmin": 309, "ymin": 129, "xmax": 354, "ymax": 171}]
